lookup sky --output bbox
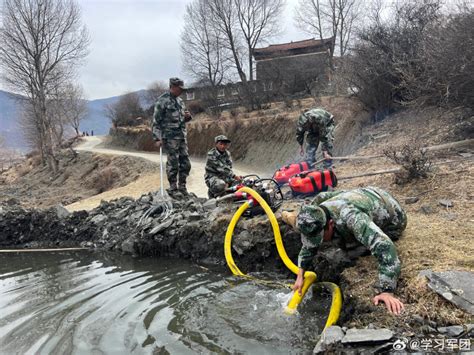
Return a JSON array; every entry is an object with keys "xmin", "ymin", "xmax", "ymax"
[{"xmin": 76, "ymin": 0, "xmax": 305, "ymax": 100}]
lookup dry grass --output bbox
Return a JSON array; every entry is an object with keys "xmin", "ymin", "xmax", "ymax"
[{"xmin": 333, "ymin": 108, "xmax": 474, "ymax": 328}]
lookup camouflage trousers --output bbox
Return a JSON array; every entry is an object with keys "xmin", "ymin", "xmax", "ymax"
[
  {"xmin": 206, "ymin": 176, "xmax": 236, "ymax": 198},
  {"xmin": 163, "ymin": 138, "xmax": 191, "ymax": 186},
  {"xmin": 305, "ymin": 140, "xmax": 333, "ymax": 168}
]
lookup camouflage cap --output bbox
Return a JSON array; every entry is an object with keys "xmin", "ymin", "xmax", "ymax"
[
  {"xmin": 296, "ymin": 205, "xmax": 326, "ymax": 238},
  {"xmin": 169, "ymin": 77, "xmax": 186, "ymax": 89},
  {"xmin": 215, "ymin": 135, "xmax": 231, "ymax": 143}
]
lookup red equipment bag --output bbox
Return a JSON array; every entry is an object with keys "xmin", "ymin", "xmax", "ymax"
[
  {"xmin": 289, "ymin": 170, "xmax": 337, "ymax": 196},
  {"xmin": 273, "ymin": 161, "xmax": 311, "ymax": 185}
]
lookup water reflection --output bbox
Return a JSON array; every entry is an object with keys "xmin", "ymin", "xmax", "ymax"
[{"xmin": 0, "ymin": 251, "xmax": 329, "ymax": 354}]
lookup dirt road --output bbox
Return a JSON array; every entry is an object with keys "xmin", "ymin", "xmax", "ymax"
[{"xmin": 68, "ymin": 136, "xmax": 259, "ymax": 210}]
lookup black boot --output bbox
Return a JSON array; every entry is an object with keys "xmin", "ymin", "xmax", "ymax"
[{"xmin": 178, "ymin": 183, "xmax": 189, "ymax": 196}]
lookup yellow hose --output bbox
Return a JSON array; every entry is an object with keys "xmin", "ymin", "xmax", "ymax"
[
  {"xmin": 317, "ymin": 282, "xmax": 343, "ymax": 329},
  {"xmin": 223, "ymin": 187, "xmax": 342, "ymax": 324}
]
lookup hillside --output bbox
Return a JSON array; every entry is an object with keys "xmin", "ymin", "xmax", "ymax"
[{"xmin": 0, "ymin": 89, "xmax": 152, "ymax": 151}]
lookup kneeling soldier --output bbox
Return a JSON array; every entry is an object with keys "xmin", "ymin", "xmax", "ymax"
[
  {"xmin": 282, "ymin": 186, "xmax": 407, "ymax": 315},
  {"xmin": 205, "ymin": 135, "xmax": 242, "ymax": 198}
]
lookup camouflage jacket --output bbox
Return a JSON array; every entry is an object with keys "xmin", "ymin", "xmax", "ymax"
[
  {"xmin": 204, "ymin": 147, "xmax": 235, "ymax": 184},
  {"xmin": 298, "ymin": 187, "xmax": 407, "ymax": 292},
  {"xmin": 152, "ymin": 92, "xmax": 191, "ymax": 140},
  {"xmin": 296, "ymin": 108, "xmax": 335, "ymax": 151}
]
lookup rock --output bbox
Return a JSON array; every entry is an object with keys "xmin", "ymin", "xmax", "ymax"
[
  {"xmin": 405, "ymin": 197, "xmax": 419, "ymax": 204},
  {"xmin": 202, "ymin": 199, "xmax": 217, "ymax": 211},
  {"xmin": 313, "ymin": 326, "xmax": 345, "ymax": 353},
  {"xmin": 188, "ymin": 212, "xmax": 202, "ymax": 221},
  {"xmin": 420, "ymin": 205, "xmax": 434, "ymax": 214},
  {"xmin": 422, "ymin": 270, "xmax": 474, "ymax": 315},
  {"xmin": 438, "ymin": 199, "xmax": 453, "ymax": 208},
  {"xmin": 90, "ymin": 214, "xmax": 107, "ymax": 225},
  {"xmin": 442, "ymin": 213, "xmax": 458, "ymax": 221},
  {"xmin": 341, "ymin": 328, "xmax": 394, "ymax": 343},
  {"xmin": 412, "ymin": 315, "xmax": 424, "ymax": 325},
  {"xmin": 459, "ymin": 152, "xmax": 472, "ymax": 158},
  {"xmin": 54, "ymin": 204, "xmax": 71, "ymax": 219},
  {"xmin": 121, "ymin": 238, "xmax": 135, "ymax": 255},
  {"xmin": 437, "ymin": 325, "xmax": 464, "ymax": 337},
  {"xmin": 420, "ymin": 325, "xmax": 437, "ymax": 334},
  {"xmin": 149, "ymin": 218, "xmax": 173, "ymax": 235}
]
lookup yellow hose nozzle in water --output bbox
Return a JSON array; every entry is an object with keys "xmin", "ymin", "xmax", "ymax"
[{"xmin": 223, "ymin": 186, "xmax": 342, "ymax": 329}]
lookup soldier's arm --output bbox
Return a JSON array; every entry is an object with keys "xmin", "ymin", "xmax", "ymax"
[
  {"xmin": 296, "ymin": 116, "xmax": 306, "ymax": 146},
  {"xmin": 297, "ymin": 231, "xmax": 323, "ymax": 271},
  {"xmin": 320, "ymin": 115, "xmax": 335, "ymax": 153},
  {"xmin": 205, "ymin": 151, "xmax": 220, "ymax": 175},
  {"xmin": 311, "ymin": 190, "xmax": 346, "ymax": 204},
  {"xmin": 182, "ymin": 100, "xmax": 192, "ymax": 122},
  {"xmin": 343, "ymin": 208, "xmax": 401, "ymax": 293},
  {"xmin": 152, "ymin": 100, "xmax": 164, "ymax": 141}
]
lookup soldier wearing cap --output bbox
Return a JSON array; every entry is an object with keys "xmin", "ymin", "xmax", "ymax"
[
  {"xmin": 296, "ymin": 107, "xmax": 335, "ymax": 168},
  {"xmin": 282, "ymin": 186, "xmax": 407, "ymax": 315},
  {"xmin": 204, "ymin": 135, "xmax": 242, "ymax": 198},
  {"xmin": 152, "ymin": 77, "xmax": 192, "ymax": 195}
]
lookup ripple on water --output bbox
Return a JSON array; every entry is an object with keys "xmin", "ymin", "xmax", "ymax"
[{"xmin": 0, "ymin": 251, "xmax": 331, "ymax": 354}]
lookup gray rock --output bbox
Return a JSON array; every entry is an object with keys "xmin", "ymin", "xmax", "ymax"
[
  {"xmin": 442, "ymin": 212, "xmax": 458, "ymax": 221},
  {"xmin": 202, "ymin": 199, "xmax": 217, "ymax": 211},
  {"xmin": 437, "ymin": 325, "xmax": 464, "ymax": 337},
  {"xmin": 422, "ymin": 270, "xmax": 474, "ymax": 315},
  {"xmin": 149, "ymin": 218, "xmax": 174, "ymax": 235},
  {"xmin": 341, "ymin": 328, "xmax": 394, "ymax": 343},
  {"xmin": 438, "ymin": 199, "xmax": 454, "ymax": 208},
  {"xmin": 313, "ymin": 326, "xmax": 345, "ymax": 353},
  {"xmin": 90, "ymin": 214, "xmax": 107, "ymax": 225},
  {"xmin": 188, "ymin": 212, "xmax": 202, "ymax": 221},
  {"xmin": 55, "ymin": 204, "xmax": 71, "ymax": 219},
  {"xmin": 405, "ymin": 197, "xmax": 419, "ymax": 204},
  {"xmin": 420, "ymin": 205, "xmax": 434, "ymax": 214},
  {"xmin": 121, "ymin": 238, "xmax": 135, "ymax": 254}
]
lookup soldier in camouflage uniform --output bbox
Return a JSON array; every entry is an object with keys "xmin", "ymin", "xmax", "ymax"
[
  {"xmin": 205, "ymin": 135, "xmax": 242, "ymax": 198},
  {"xmin": 296, "ymin": 108, "xmax": 335, "ymax": 168},
  {"xmin": 282, "ymin": 186, "xmax": 407, "ymax": 315},
  {"xmin": 152, "ymin": 78, "xmax": 192, "ymax": 195}
]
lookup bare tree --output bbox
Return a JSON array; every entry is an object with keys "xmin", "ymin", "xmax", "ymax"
[
  {"xmin": 49, "ymin": 83, "xmax": 88, "ymax": 137},
  {"xmin": 0, "ymin": 0, "xmax": 89, "ymax": 172},
  {"xmin": 294, "ymin": 0, "xmax": 361, "ymax": 57},
  {"xmin": 235, "ymin": 0, "xmax": 284, "ymax": 81},
  {"xmin": 209, "ymin": 0, "xmax": 248, "ymax": 84},
  {"xmin": 105, "ymin": 92, "xmax": 144, "ymax": 128},
  {"xmin": 181, "ymin": 0, "xmax": 231, "ymax": 87},
  {"xmin": 208, "ymin": 0, "xmax": 284, "ymax": 109},
  {"xmin": 144, "ymin": 81, "xmax": 168, "ymax": 108}
]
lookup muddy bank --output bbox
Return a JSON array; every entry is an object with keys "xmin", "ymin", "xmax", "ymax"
[
  {"xmin": 0, "ymin": 194, "xmax": 357, "ymax": 283},
  {"xmin": 107, "ymin": 96, "xmax": 371, "ymax": 174}
]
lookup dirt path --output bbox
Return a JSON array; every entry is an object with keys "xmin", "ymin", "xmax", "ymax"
[{"xmin": 68, "ymin": 136, "xmax": 259, "ymax": 211}]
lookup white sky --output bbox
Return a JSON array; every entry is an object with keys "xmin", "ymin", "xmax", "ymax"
[{"xmin": 77, "ymin": 0, "xmax": 305, "ymax": 99}]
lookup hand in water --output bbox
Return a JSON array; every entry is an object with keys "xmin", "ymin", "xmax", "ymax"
[{"xmin": 292, "ymin": 270, "xmax": 304, "ymax": 295}]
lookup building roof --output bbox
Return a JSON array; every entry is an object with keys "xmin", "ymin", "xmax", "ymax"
[{"xmin": 254, "ymin": 37, "xmax": 334, "ymax": 60}]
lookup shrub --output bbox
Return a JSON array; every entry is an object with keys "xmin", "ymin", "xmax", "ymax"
[
  {"xmin": 89, "ymin": 167, "xmax": 120, "ymax": 193},
  {"xmin": 383, "ymin": 143, "xmax": 432, "ymax": 184}
]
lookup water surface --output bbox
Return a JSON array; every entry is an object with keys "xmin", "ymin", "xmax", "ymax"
[{"xmin": 0, "ymin": 251, "xmax": 329, "ymax": 354}]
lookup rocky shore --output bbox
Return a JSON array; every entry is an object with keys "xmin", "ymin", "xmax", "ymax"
[{"xmin": 1, "ymin": 193, "xmax": 472, "ymax": 353}]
